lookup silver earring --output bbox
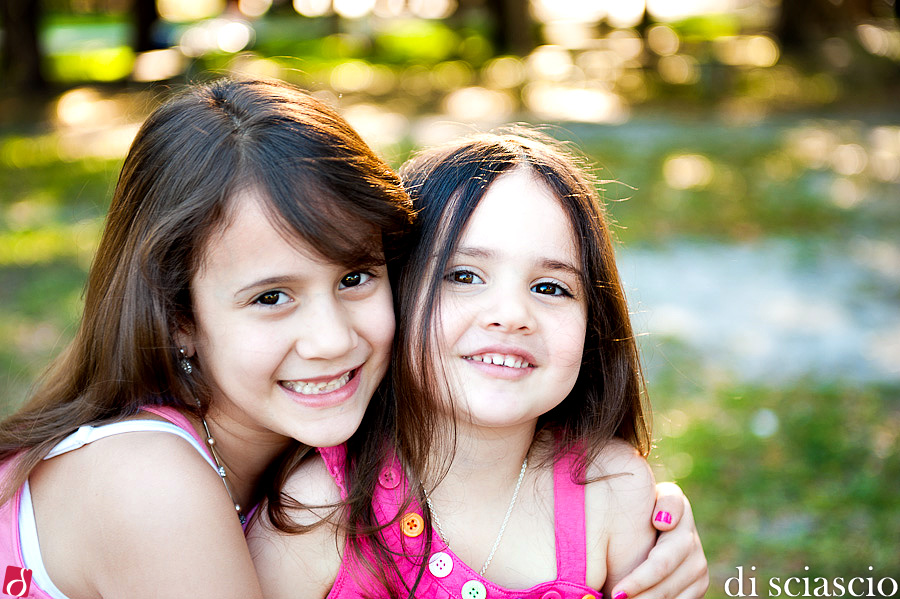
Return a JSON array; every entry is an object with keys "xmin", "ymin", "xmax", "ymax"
[{"xmin": 179, "ymin": 347, "xmax": 193, "ymax": 374}]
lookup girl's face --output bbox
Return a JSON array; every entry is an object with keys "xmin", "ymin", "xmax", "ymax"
[
  {"xmin": 431, "ymin": 168, "xmax": 588, "ymax": 431},
  {"xmin": 183, "ymin": 190, "xmax": 394, "ymax": 447}
]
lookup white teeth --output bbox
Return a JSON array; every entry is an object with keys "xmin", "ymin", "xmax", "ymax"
[
  {"xmin": 465, "ymin": 353, "xmax": 531, "ymax": 369},
  {"xmin": 282, "ymin": 370, "xmax": 352, "ymax": 395}
]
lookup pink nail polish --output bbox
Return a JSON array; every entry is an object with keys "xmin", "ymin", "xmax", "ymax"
[
  {"xmin": 654, "ymin": 510, "xmax": 673, "ymax": 524},
  {"xmin": 613, "ymin": 592, "xmax": 628, "ymax": 599}
]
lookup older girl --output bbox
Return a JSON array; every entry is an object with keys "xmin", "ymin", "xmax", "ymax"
[{"xmin": 0, "ymin": 79, "xmax": 410, "ymax": 598}]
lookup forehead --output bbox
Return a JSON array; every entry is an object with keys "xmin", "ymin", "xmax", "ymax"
[
  {"xmin": 458, "ymin": 168, "xmax": 577, "ymax": 259},
  {"xmin": 198, "ymin": 187, "xmax": 383, "ymax": 274},
  {"xmin": 196, "ymin": 190, "xmax": 318, "ymax": 276}
]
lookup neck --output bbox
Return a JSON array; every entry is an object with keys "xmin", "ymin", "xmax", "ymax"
[
  {"xmin": 428, "ymin": 418, "xmax": 537, "ymax": 504},
  {"xmin": 197, "ymin": 405, "xmax": 295, "ymax": 511}
]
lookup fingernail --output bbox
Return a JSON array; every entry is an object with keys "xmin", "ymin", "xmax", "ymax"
[
  {"xmin": 654, "ymin": 510, "xmax": 672, "ymax": 525},
  {"xmin": 613, "ymin": 592, "xmax": 628, "ymax": 599}
]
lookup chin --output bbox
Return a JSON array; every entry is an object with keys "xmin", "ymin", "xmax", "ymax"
[{"xmin": 303, "ymin": 420, "xmax": 365, "ymax": 448}]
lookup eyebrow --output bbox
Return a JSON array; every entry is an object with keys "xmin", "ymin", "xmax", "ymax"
[
  {"xmin": 453, "ymin": 246, "xmax": 582, "ymax": 278},
  {"xmin": 235, "ymin": 275, "xmax": 296, "ymax": 297}
]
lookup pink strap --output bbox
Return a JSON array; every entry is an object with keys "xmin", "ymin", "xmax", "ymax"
[{"xmin": 553, "ymin": 451, "xmax": 587, "ymax": 583}]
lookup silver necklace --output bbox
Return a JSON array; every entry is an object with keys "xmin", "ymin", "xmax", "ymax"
[
  {"xmin": 197, "ymin": 402, "xmax": 246, "ymax": 525},
  {"xmin": 181, "ymin": 350, "xmax": 245, "ymax": 525},
  {"xmin": 424, "ymin": 456, "xmax": 528, "ymax": 576}
]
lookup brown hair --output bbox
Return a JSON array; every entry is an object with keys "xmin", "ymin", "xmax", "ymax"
[{"xmin": 0, "ymin": 79, "xmax": 412, "ymax": 506}]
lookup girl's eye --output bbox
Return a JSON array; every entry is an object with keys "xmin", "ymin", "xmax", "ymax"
[
  {"xmin": 446, "ymin": 270, "xmax": 483, "ymax": 285},
  {"xmin": 532, "ymin": 281, "xmax": 572, "ymax": 297},
  {"xmin": 255, "ymin": 290, "xmax": 290, "ymax": 306},
  {"xmin": 339, "ymin": 271, "xmax": 372, "ymax": 289}
]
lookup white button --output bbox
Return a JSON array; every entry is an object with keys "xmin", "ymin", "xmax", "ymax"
[
  {"xmin": 428, "ymin": 551, "xmax": 453, "ymax": 578},
  {"xmin": 461, "ymin": 579, "xmax": 487, "ymax": 599}
]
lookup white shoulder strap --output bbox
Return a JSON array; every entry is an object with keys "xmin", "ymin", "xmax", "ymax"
[
  {"xmin": 44, "ymin": 420, "xmax": 216, "ymax": 470},
  {"xmin": 20, "ymin": 419, "xmax": 219, "ymax": 598}
]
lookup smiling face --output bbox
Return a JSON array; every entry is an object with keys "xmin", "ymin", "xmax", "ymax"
[
  {"xmin": 431, "ymin": 167, "xmax": 588, "ymax": 431},
  {"xmin": 182, "ymin": 189, "xmax": 394, "ymax": 448}
]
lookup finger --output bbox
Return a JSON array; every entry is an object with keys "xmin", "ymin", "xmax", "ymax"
[
  {"xmin": 610, "ymin": 534, "xmax": 689, "ymax": 599},
  {"xmin": 651, "ymin": 481, "xmax": 687, "ymax": 532},
  {"xmin": 623, "ymin": 554, "xmax": 709, "ymax": 599}
]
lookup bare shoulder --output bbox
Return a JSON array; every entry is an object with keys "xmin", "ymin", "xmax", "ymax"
[
  {"xmin": 588, "ymin": 439, "xmax": 656, "ymax": 497},
  {"xmin": 584, "ymin": 439, "xmax": 657, "ymax": 593},
  {"xmin": 31, "ymin": 430, "xmax": 262, "ymax": 598},
  {"xmin": 246, "ymin": 453, "xmax": 344, "ymax": 599}
]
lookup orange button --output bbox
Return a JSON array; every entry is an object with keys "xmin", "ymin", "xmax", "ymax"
[
  {"xmin": 582, "ymin": 595, "xmax": 597, "ymax": 599},
  {"xmin": 400, "ymin": 512, "xmax": 425, "ymax": 537}
]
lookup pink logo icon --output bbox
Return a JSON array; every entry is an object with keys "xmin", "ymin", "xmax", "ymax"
[{"xmin": 3, "ymin": 566, "xmax": 32, "ymax": 597}]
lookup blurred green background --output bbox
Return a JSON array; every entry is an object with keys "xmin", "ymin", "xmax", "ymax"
[{"xmin": 1, "ymin": 0, "xmax": 899, "ymax": 595}]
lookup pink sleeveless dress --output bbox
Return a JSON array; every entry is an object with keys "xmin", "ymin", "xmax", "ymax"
[{"xmin": 320, "ymin": 444, "xmax": 603, "ymax": 599}]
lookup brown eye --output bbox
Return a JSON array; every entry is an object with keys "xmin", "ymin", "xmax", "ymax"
[
  {"xmin": 531, "ymin": 281, "xmax": 572, "ymax": 297},
  {"xmin": 255, "ymin": 291, "xmax": 288, "ymax": 305},
  {"xmin": 446, "ymin": 270, "xmax": 483, "ymax": 285},
  {"xmin": 342, "ymin": 273, "xmax": 361, "ymax": 287},
  {"xmin": 339, "ymin": 271, "xmax": 372, "ymax": 289}
]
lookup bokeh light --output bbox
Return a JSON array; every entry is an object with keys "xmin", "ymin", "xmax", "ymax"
[
  {"xmin": 159, "ymin": 0, "xmax": 224, "ymax": 21},
  {"xmin": 663, "ymin": 154, "xmax": 715, "ymax": 189},
  {"xmin": 238, "ymin": 0, "xmax": 273, "ymax": 18},
  {"xmin": 293, "ymin": 0, "xmax": 331, "ymax": 17}
]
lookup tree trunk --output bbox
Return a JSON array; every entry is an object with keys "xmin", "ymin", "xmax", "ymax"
[
  {"xmin": 484, "ymin": 0, "xmax": 534, "ymax": 56},
  {"xmin": 775, "ymin": 0, "xmax": 878, "ymax": 52},
  {"xmin": 1, "ymin": 0, "xmax": 46, "ymax": 92},
  {"xmin": 133, "ymin": 0, "xmax": 160, "ymax": 52}
]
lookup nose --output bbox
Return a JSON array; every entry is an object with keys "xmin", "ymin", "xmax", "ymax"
[
  {"xmin": 293, "ymin": 295, "xmax": 359, "ymax": 360},
  {"xmin": 479, "ymin": 285, "xmax": 535, "ymax": 334}
]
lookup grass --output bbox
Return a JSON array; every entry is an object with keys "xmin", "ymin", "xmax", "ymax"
[{"xmin": 651, "ymin": 378, "xmax": 900, "ymax": 585}]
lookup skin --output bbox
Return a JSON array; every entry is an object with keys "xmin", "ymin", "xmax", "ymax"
[
  {"xmin": 248, "ymin": 169, "xmax": 681, "ymax": 597},
  {"xmin": 27, "ymin": 189, "xmax": 395, "ymax": 599}
]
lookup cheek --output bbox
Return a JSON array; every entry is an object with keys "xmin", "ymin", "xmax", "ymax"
[
  {"xmin": 359, "ymin": 290, "xmax": 396, "ymax": 358},
  {"xmin": 554, "ymin": 314, "xmax": 588, "ymax": 375}
]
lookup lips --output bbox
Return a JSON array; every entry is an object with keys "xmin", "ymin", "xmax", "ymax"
[{"xmin": 280, "ymin": 368, "xmax": 356, "ymax": 395}]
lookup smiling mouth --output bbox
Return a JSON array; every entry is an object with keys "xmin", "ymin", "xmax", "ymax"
[
  {"xmin": 463, "ymin": 354, "xmax": 534, "ymax": 369},
  {"xmin": 280, "ymin": 369, "xmax": 356, "ymax": 395}
]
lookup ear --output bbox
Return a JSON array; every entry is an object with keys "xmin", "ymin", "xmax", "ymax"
[{"xmin": 173, "ymin": 324, "xmax": 196, "ymax": 358}]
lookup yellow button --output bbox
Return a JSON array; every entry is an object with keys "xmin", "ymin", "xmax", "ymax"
[
  {"xmin": 582, "ymin": 595, "xmax": 597, "ymax": 599},
  {"xmin": 400, "ymin": 512, "xmax": 425, "ymax": 537}
]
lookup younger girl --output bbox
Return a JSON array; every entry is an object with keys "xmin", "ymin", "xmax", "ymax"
[
  {"xmin": 0, "ymin": 78, "xmax": 411, "ymax": 598},
  {"xmin": 250, "ymin": 131, "xmax": 708, "ymax": 599}
]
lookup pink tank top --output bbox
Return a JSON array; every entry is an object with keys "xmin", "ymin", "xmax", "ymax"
[
  {"xmin": 0, "ymin": 405, "xmax": 238, "ymax": 599},
  {"xmin": 320, "ymin": 445, "xmax": 603, "ymax": 599}
]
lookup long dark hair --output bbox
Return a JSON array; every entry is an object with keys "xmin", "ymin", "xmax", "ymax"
[
  {"xmin": 0, "ymin": 79, "xmax": 412, "ymax": 507},
  {"xmin": 395, "ymin": 129, "xmax": 650, "ymax": 484}
]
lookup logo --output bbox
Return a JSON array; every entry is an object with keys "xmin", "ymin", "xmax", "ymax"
[{"xmin": 3, "ymin": 566, "xmax": 32, "ymax": 597}]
